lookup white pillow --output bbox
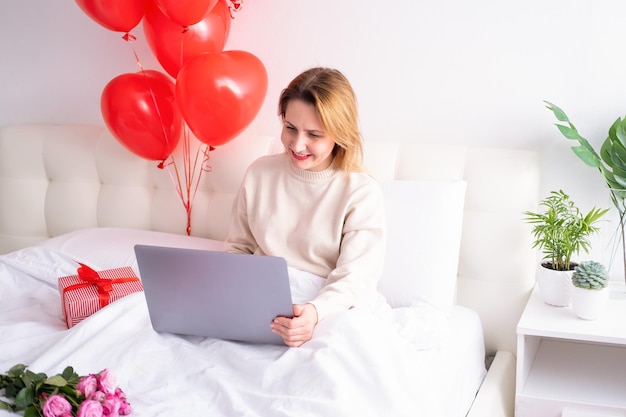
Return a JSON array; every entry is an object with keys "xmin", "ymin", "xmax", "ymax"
[
  {"xmin": 377, "ymin": 180, "xmax": 467, "ymax": 314},
  {"xmin": 36, "ymin": 227, "xmax": 225, "ymax": 271}
]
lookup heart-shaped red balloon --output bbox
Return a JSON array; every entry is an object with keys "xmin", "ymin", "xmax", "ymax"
[
  {"xmin": 143, "ymin": 0, "xmax": 231, "ymax": 78},
  {"xmin": 176, "ymin": 51, "xmax": 268, "ymax": 148},
  {"xmin": 154, "ymin": 0, "xmax": 219, "ymax": 27},
  {"xmin": 74, "ymin": 0, "xmax": 145, "ymax": 33},
  {"xmin": 101, "ymin": 70, "xmax": 182, "ymax": 161}
]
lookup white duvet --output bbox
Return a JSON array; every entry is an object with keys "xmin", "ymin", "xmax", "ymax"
[{"xmin": 0, "ymin": 240, "xmax": 486, "ymax": 417}]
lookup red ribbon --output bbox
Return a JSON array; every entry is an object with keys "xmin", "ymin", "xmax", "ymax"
[{"xmin": 62, "ymin": 263, "xmax": 139, "ymax": 308}]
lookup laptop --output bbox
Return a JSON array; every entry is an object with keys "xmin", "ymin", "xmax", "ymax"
[{"xmin": 134, "ymin": 244, "xmax": 294, "ymax": 345}]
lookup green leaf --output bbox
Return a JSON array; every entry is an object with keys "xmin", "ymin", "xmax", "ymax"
[
  {"xmin": 611, "ymin": 158, "xmax": 626, "ymax": 177},
  {"xmin": 611, "ymin": 117, "xmax": 626, "ymax": 145},
  {"xmin": 611, "ymin": 171, "xmax": 626, "ymax": 188},
  {"xmin": 584, "ymin": 206, "xmax": 610, "ymax": 224},
  {"xmin": 61, "ymin": 367, "xmax": 79, "ymax": 385},
  {"xmin": 15, "ymin": 386, "xmax": 34, "ymax": 410},
  {"xmin": 4, "ymin": 384, "xmax": 18, "ymax": 398},
  {"xmin": 7, "ymin": 364, "xmax": 27, "ymax": 378},
  {"xmin": 603, "ymin": 140, "xmax": 626, "ymax": 166},
  {"xmin": 600, "ymin": 141, "xmax": 626, "ymax": 189},
  {"xmin": 601, "ymin": 140, "xmax": 614, "ymax": 165},
  {"xmin": 611, "ymin": 188, "xmax": 626, "ymax": 203},
  {"xmin": 571, "ymin": 145, "xmax": 601, "ymax": 167},
  {"xmin": 544, "ymin": 100, "xmax": 572, "ymax": 123},
  {"xmin": 0, "ymin": 400, "xmax": 15, "ymax": 411},
  {"xmin": 59, "ymin": 384, "xmax": 78, "ymax": 397},
  {"xmin": 23, "ymin": 405, "xmax": 39, "ymax": 417},
  {"xmin": 44, "ymin": 375, "xmax": 68, "ymax": 387},
  {"xmin": 61, "ymin": 366, "xmax": 75, "ymax": 381},
  {"xmin": 556, "ymin": 124, "xmax": 585, "ymax": 141},
  {"xmin": 21, "ymin": 371, "xmax": 34, "ymax": 387},
  {"xmin": 600, "ymin": 168, "xmax": 626, "ymax": 190},
  {"xmin": 606, "ymin": 144, "xmax": 626, "ymax": 170}
]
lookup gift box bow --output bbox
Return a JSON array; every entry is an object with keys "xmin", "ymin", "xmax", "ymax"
[{"xmin": 62, "ymin": 263, "xmax": 140, "ymax": 308}]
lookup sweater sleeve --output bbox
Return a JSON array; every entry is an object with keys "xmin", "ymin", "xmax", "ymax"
[
  {"xmin": 309, "ymin": 180, "xmax": 387, "ymax": 320},
  {"xmin": 224, "ymin": 168, "xmax": 257, "ymax": 255}
]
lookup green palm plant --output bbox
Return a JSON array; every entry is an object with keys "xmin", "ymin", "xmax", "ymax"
[
  {"xmin": 524, "ymin": 190, "xmax": 608, "ymax": 271},
  {"xmin": 544, "ymin": 101, "xmax": 626, "ymax": 282}
]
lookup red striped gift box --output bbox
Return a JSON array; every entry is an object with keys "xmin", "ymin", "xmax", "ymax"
[{"xmin": 58, "ymin": 263, "xmax": 144, "ymax": 328}]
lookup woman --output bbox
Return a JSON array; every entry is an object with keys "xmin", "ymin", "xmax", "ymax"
[{"xmin": 226, "ymin": 67, "xmax": 386, "ymax": 347}]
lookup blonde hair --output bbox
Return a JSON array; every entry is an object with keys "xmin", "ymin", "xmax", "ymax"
[{"xmin": 278, "ymin": 67, "xmax": 364, "ymax": 172}]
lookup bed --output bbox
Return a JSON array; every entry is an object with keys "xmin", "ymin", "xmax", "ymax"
[{"xmin": 0, "ymin": 124, "xmax": 540, "ymax": 417}]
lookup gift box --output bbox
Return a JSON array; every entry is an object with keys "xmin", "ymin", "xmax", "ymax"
[{"xmin": 58, "ymin": 263, "xmax": 143, "ymax": 328}]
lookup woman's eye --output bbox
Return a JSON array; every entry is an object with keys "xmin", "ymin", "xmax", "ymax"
[{"xmin": 286, "ymin": 125, "xmax": 296, "ymax": 131}]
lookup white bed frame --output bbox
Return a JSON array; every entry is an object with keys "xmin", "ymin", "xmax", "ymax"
[{"xmin": 0, "ymin": 124, "xmax": 540, "ymax": 417}]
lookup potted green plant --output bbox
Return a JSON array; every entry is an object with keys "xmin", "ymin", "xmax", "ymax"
[
  {"xmin": 571, "ymin": 260, "xmax": 610, "ymax": 320},
  {"xmin": 523, "ymin": 190, "xmax": 608, "ymax": 306},
  {"xmin": 544, "ymin": 101, "xmax": 626, "ymax": 285}
]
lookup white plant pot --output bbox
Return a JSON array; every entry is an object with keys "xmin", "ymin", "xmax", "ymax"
[
  {"xmin": 535, "ymin": 264, "xmax": 573, "ymax": 307},
  {"xmin": 571, "ymin": 286, "xmax": 610, "ymax": 320}
]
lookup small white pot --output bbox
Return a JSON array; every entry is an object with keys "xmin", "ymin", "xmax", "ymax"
[
  {"xmin": 535, "ymin": 264, "xmax": 573, "ymax": 307},
  {"xmin": 571, "ymin": 286, "xmax": 610, "ymax": 320}
]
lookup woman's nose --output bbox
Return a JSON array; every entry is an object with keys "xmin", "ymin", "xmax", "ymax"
[{"xmin": 292, "ymin": 134, "xmax": 307, "ymax": 152}]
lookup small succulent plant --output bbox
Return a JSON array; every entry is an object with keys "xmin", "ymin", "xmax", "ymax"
[{"xmin": 572, "ymin": 261, "xmax": 609, "ymax": 290}]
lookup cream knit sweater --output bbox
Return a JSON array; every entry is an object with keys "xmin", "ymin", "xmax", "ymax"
[{"xmin": 226, "ymin": 152, "xmax": 387, "ymax": 320}]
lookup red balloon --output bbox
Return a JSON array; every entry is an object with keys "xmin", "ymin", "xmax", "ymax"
[
  {"xmin": 101, "ymin": 70, "xmax": 182, "ymax": 161},
  {"xmin": 176, "ymin": 51, "xmax": 268, "ymax": 147},
  {"xmin": 74, "ymin": 0, "xmax": 145, "ymax": 33},
  {"xmin": 154, "ymin": 0, "xmax": 219, "ymax": 27},
  {"xmin": 143, "ymin": 0, "xmax": 231, "ymax": 78}
]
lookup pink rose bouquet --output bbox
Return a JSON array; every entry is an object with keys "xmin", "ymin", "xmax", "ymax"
[{"xmin": 0, "ymin": 364, "xmax": 131, "ymax": 417}]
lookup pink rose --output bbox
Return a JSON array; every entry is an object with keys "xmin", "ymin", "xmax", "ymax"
[
  {"xmin": 96, "ymin": 369, "xmax": 116, "ymax": 394},
  {"xmin": 102, "ymin": 393, "xmax": 121, "ymax": 417},
  {"xmin": 77, "ymin": 375, "xmax": 98, "ymax": 398},
  {"xmin": 113, "ymin": 388, "xmax": 126, "ymax": 401},
  {"xmin": 118, "ymin": 400, "xmax": 132, "ymax": 416},
  {"xmin": 114, "ymin": 388, "xmax": 131, "ymax": 415},
  {"xmin": 92, "ymin": 391, "xmax": 106, "ymax": 402},
  {"xmin": 77, "ymin": 399, "xmax": 103, "ymax": 417},
  {"xmin": 42, "ymin": 394, "xmax": 72, "ymax": 417}
]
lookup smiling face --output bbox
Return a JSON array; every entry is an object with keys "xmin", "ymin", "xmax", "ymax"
[{"xmin": 280, "ymin": 99, "xmax": 336, "ymax": 172}]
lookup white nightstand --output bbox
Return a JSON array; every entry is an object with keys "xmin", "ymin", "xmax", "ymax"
[{"xmin": 515, "ymin": 282, "xmax": 626, "ymax": 417}]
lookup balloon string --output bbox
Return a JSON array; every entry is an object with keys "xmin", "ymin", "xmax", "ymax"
[
  {"xmin": 184, "ymin": 133, "xmax": 212, "ymax": 231},
  {"xmin": 123, "ymin": 34, "xmax": 173, "ymax": 165},
  {"xmin": 122, "ymin": 31, "xmax": 143, "ymax": 71},
  {"xmin": 162, "ymin": 153, "xmax": 185, "ymax": 214},
  {"xmin": 162, "ymin": 127, "xmax": 212, "ymax": 236},
  {"xmin": 178, "ymin": 28, "xmax": 185, "ymax": 77},
  {"xmin": 161, "ymin": 134, "xmax": 190, "ymax": 235},
  {"xmin": 181, "ymin": 130, "xmax": 193, "ymax": 235},
  {"xmin": 188, "ymin": 144, "xmax": 213, "ymax": 206}
]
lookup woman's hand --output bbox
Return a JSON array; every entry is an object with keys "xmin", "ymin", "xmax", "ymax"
[{"xmin": 271, "ymin": 303, "xmax": 318, "ymax": 347}]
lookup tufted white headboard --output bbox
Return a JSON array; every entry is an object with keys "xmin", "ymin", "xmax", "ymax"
[{"xmin": 0, "ymin": 124, "xmax": 539, "ymax": 356}]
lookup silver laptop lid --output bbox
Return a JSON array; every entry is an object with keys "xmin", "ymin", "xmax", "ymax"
[{"xmin": 134, "ymin": 244, "xmax": 294, "ymax": 345}]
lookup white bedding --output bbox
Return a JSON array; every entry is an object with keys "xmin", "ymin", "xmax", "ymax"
[{"xmin": 0, "ymin": 229, "xmax": 486, "ymax": 417}]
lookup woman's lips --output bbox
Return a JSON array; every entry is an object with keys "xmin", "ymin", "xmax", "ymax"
[{"xmin": 291, "ymin": 151, "xmax": 310, "ymax": 161}]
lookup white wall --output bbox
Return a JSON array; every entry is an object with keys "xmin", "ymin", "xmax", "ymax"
[{"xmin": 2, "ymin": 0, "xmax": 626, "ymax": 279}]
